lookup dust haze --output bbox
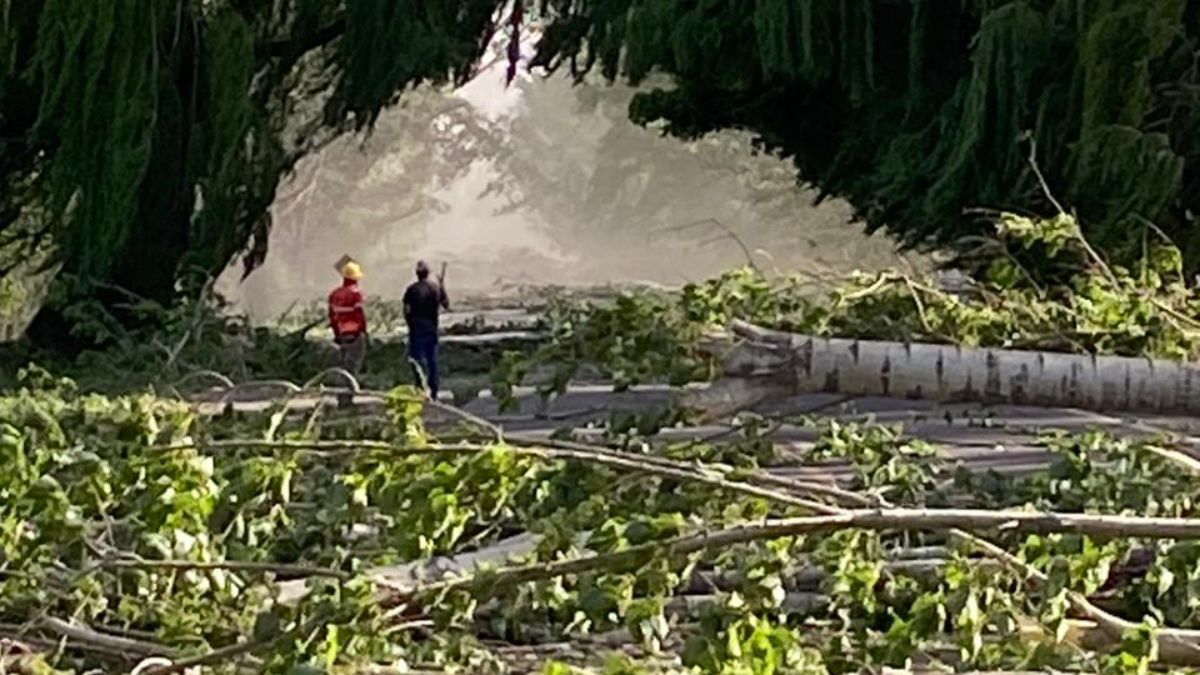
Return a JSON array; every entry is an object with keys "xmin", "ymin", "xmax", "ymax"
[{"xmin": 219, "ymin": 71, "xmax": 922, "ymax": 321}]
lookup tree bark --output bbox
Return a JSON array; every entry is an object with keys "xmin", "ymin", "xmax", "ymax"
[{"xmin": 685, "ymin": 320, "xmax": 1200, "ymax": 417}]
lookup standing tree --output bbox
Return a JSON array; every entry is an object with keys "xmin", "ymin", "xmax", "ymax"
[
  {"xmin": 530, "ymin": 0, "xmax": 1200, "ymax": 266},
  {"xmin": 0, "ymin": 0, "xmax": 511, "ymax": 333},
  {"xmin": 7, "ymin": 0, "xmax": 1200, "ymax": 345}
]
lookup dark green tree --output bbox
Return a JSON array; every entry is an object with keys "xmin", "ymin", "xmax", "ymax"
[
  {"xmin": 0, "ymin": 0, "xmax": 508, "ymax": 326},
  {"xmin": 531, "ymin": 0, "xmax": 1200, "ymax": 266},
  {"xmin": 7, "ymin": 0, "xmax": 1200, "ymax": 345}
]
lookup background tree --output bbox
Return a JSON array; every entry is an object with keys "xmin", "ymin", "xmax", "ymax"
[
  {"xmin": 234, "ymin": 86, "xmax": 503, "ymax": 318},
  {"xmin": 489, "ymin": 74, "xmax": 914, "ymax": 282},
  {"xmin": 531, "ymin": 0, "xmax": 1200, "ymax": 267}
]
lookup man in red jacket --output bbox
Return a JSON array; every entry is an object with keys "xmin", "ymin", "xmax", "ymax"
[{"xmin": 328, "ymin": 261, "xmax": 368, "ymax": 383}]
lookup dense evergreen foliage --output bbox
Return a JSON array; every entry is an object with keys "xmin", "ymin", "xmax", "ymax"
[
  {"xmin": 4, "ymin": 0, "xmax": 1200, "ymax": 325},
  {"xmin": 532, "ymin": 0, "xmax": 1200, "ymax": 265},
  {"xmin": 0, "ymin": 0, "xmax": 506, "ymax": 307}
]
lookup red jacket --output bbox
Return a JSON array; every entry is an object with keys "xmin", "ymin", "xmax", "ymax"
[{"xmin": 328, "ymin": 280, "xmax": 366, "ymax": 338}]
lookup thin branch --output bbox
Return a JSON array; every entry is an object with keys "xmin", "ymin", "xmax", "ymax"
[
  {"xmin": 82, "ymin": 557, "xmax": 351, "ymax": 581},
  {"xmin": 1023, "ymin": 136, "xmax": 1126, "ymax": 288},
  {"xmin": 1025, "ymin": 135, "xmax": 1065, "ymax": 216},
  {"xmin": 91, "ymin": 281, "xmax": 155, "ymax": 306},
  {"xmin": 143, "ymin": 615, "xmax": 326, "ymax": 675},
  {"xmin": 151, "ymin": 439, "xmax": 834, "ymax": 513},
  {"xmin": 165, "ymin": 276, "xmax": 216, "ymax": 370},
  {"xmin": 903, "ymin": 276, "xmax": 938, "ymax": 337},
  {"xmin": 953, "ymin": 234, "xmax": 1046, "ymax": 296},
  {"xmin": 503, "ymin": 432, "xmax": 859, "ymax": 510},
  {"xmin": 0, "ymin": 629, "xmax": 133, "ymax": 661},
  {"xmin": 650, "ymin": 218, "xmax": 760, "ymax": 273},
  {"xmin": 37, "ymin": 616, "xmax": 179, "ymax": 659},
  {"xmin": 393, "ymin": 391, "xmax": 505, "ymax": 441}
]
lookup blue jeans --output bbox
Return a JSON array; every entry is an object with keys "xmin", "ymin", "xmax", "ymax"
[{"xmin": 408, "ymin": 331, "xmax": 440, "ymax": 399}]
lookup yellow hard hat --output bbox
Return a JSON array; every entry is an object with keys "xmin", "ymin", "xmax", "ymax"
[{"xmin": 342, "ymin": 261, "xmax": 364, "ymax": 281}]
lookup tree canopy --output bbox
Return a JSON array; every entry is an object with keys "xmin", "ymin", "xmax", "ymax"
[
  {"xmin": 531, "ymin": 0, "xmax": 1200, "ymax": 265},
  {"xmin": 0, "ymin": 0, "xmax": 507, "ymax": 307},
  {"xmin": 3, "ymin": 0, "xmax": 1199, "ymax": 324}
]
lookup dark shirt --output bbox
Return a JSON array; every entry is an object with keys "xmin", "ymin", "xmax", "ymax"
[{"xmin": 403, "ymin": 279, "xmax": 448, "ymax": 336}]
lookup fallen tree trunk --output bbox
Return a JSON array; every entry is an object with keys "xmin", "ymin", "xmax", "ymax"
[{"xmin": 686, "ymin": 320, "xmax": 1200, "ymax": 417}]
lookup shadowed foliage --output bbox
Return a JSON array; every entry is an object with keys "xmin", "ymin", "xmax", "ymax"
[
  {"xmin": 531, "ymin": 0, "xmax": 1200, "ymax": 267},
  {"xmin": 4, "ymin": 0, "xmax": 1200, "ymax": 345},
  {"xmin": 0, "ymin": 0, "xmax": 507, "ymax": 312}
]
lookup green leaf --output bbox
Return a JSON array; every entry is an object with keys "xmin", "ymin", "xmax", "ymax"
[{"xmin": 252, "ymin": 610, "xmax": 283, "ymax": 642}]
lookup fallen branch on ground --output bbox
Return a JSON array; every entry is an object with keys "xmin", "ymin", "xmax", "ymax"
[
  {"xmin": 383, "ymin": 508, "xmax": 1200, "ymax": 602},
  {"xmin": 36, "ymin": 616, "xmax": 179, "ymax": 659},
  {"xmin": 159, "ymin": 426, "xmax": 1200, "ymax": 665},
  {"xmin": 151, "ymin": 438, "xmax": 835, "ymax": 513},
  {"xmin": 142, "ymin": 614, "xmax": 327, "ymax": 675},
  {"xmin": 771, "ymin": 446, "xmax": 1200, "ymax": 665},
  {"xmin": 81, "ymin": 556, "xmax": 351, "ymax": 581}
]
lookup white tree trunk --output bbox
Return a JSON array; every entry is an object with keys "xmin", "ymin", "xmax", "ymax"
[{"xmin": 683, "ymin": 320, "xmax": 1200, "ymax": 417}]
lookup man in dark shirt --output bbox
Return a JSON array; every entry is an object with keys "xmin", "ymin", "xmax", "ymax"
[{"xmin": 403, "ymin": 260, "xmax": 449, "ymax": 399}]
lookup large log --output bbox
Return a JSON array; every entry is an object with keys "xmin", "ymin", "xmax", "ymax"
[{"xmin": 684, "ymin": 320, "xmax": 1200, "ymax": 417}]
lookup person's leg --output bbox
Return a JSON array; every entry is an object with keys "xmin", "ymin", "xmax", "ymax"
[
  {"xmin": 407, "ymin": 336, "xmax": 423, "ymax": 388},
  {"xmin": 426, "ymin": 338, "xmax": 439, "ymax": 400},
  {"xmin": 336, "ymin": 335, "xmax": 362, "ymax": 408},
  {"xmin": 349, "ymin": 334, "xmax": 366, "ymax": 375},
  {"xmin": 408, "ymin": 333, "xmax": 432, "ymax": 393}
]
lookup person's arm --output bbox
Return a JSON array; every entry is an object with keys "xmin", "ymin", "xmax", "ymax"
[
  {"xmin": 402, "ymin": 286, "xmax": 413, "ymax": 320},
  {"xmin": 355, "ymin": 289, "xmax": 367, "ymax": 336},
  {"xmin": 328, "ymin": 295, "xmax": 339, "ymax": 339},
  {"xmin": 437, "ymin": 263, "xmax": 449, "ymax": 310}
]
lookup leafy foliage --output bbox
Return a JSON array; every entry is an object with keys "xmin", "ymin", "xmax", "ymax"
[
  {"xmin": 6, "ymin": 364, "xmax": 1200, "ymax": 673},
  {"xmin": 12, "ymin": 0, "xmax": 1200, "ymax": 320},
  {"xmin": 0, "ymin": 282, "xmax": 546, "ymax": 395},
  {"xmin": 532, "ymin": 0, "xmax": 1200, "ymax": 268},
  {"xmin": 494, "ymin": 212, "xmax": 1200, "ymax": 406},
  {"xmin": 0, "ymin": 0, "xmax": 510, "ymax": 304}
]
